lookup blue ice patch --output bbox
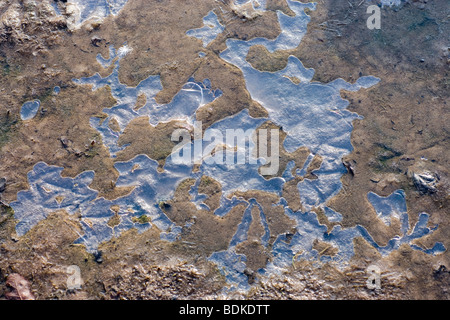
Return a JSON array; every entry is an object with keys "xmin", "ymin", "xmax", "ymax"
[{"xmin": 20, "ymin": 100, "xmax": 40, "ymax": 121}]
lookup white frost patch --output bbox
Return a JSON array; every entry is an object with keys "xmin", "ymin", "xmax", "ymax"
[{"xmin": 117, "ymin": 44, "xmax": 133, "ymax": 58}]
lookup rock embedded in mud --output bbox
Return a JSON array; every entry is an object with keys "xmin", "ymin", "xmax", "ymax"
[
  {"xmin": 94, "ymin": 250, "xmax": 103, "ymax": 264},
  {"xmin": 91, "ymin": 36, "xmax": 102, "ymax": 47},
  {"xmin": 342, "ymin": 160, "xmax": 355, "ymax": 176},
  {"xmin": 411, "ymin": 171, "xmax": 439, "ymax": 194},
  {"xmin": 60, "ymin": 136, "xmax": 73, "ymax": 149}
]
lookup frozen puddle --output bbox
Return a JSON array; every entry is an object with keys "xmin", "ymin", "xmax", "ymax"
[
  {"xmin": 9, "ymin": 0, "xmax": 445, "ymax": 290},
  {"xmin": 20, "ymin": 100, "xmax": 40, "ymax": 121},
  {"xmin": 186, "ymin": 11, "xmax": 224, "ymax": 47}
]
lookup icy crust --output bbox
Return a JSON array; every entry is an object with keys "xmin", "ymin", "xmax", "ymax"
[
  {"xmin": 65, "ymin": 0, "xmax": 129, "ymax": 29},
  {"xmin": 378, "ymin": 0, "xmax": 404, "ymax": 8},
  {"xmin": 187, "ymin": 0, "xmax": 443, "ymax": 288},
  {"xmin": 213, "ymin": 192, "xmax": 445, "ymax": 290},
  {"xmin": 12, "ymin": 163, "xmax": 97, "ymax": 237},
  {"xmin": 367, "ymin": 189, "xmax": 407, "ymax": 226},
  {"xmin": 11, "ymin": 157, "xmax": 191, "ymax": 252},
  {"xmin": 10, "ymin": 0, "xmax": 445, "ymax": 290},
  {"xmin": 10, "ymin": 158, "xmax": 445, "ymax": 287},
  {"xmin": 366, "ymin": 0, "xmax": 405, "ymax": 8},
  {"xmin": 186, "ymin": 11, "xmax": 224, "ymax": 47},
  {"xmin": 220, "ymin": 75, "xmax": 378, "ymax": 211},
  {"xmin": 20, "ymin": 100, "xmax": 41, "ymax": 121},
  {"xmin": 74, "ymin": 44, "xmax": 222, "ymax": 157},
  {"xmin": 218, "ymin": 0, "xmax": 381, "ymax": 212}
]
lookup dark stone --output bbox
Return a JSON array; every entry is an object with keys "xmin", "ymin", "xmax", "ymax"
[
  {"xmin": 433, "ymin": 265, "xmax": 450, "ymax": 280},
  {"xmin": 161, "ymin": 202, "xmax": 171, "ymax": 209},
  {"xmin": 60, "ymin": 136, "xmax": 72, "ymax": 148},
  {"xmin": 412, "ymin": 171, "xmax": 438, "ymax": 194},
  {"xmin": 343, "ymin": 160, "xmax": 355, "ymax": 176},
  {"xmin": 91, "ymin": 36, "xmax": 102, "ymax": 47},
  {"xmin": 94, "ymin": 250, "xmax": 103, "ymax": 264},
  {"xmin": 0, "ymin": 178, "xmax": 6, "ymax": 193}
]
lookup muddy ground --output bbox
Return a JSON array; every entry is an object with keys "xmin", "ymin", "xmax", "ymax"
[{"xmin": 0, "ymin": 0, "xmax": 448, "ymax": 299}]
